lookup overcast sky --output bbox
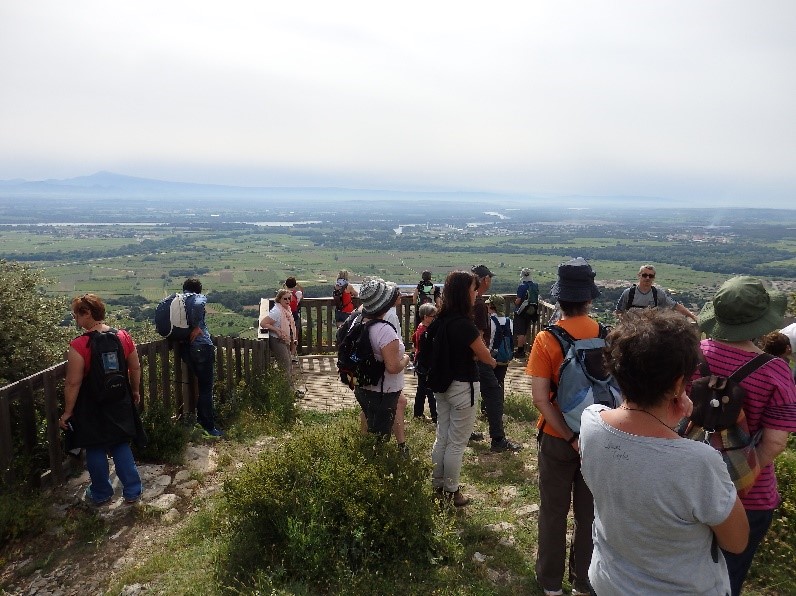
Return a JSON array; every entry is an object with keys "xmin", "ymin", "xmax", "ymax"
[{"xmin": 1, "ymin": 1, "xmax": 794, "ymax": 207}]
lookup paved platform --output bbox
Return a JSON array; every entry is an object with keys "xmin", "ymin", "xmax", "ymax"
[{"xmin": 293, "ymin": 356, "xmax": 532, "ymax": 412}]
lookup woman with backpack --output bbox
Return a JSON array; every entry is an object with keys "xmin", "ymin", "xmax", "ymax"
[
  {"xmin": 580, "ymin": 308, "xmax": 749, "ymax": 595},
  {"xmin": 429, "ymin": 270, "xmax": 496, "ymax": 507},
  {"xmin": 353, "ymin": 278, "xmax": 410, "ymax": 450},
  {"xmin": 333, "ymin": 269, "xmax": 359, "ymax": 326},
  {"xmin": 694, "ymin": 276, "xmax": 796, "ymax": 595},
  {"xmin": 58, "ymin": 294, "xmax": 144, "ymax": 506}
]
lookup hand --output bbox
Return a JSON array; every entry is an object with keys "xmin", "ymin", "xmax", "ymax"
[
  {"xmin": 58, "ymin": 413, "xmax": 72, "ymax": 431},
  {"xmin": 675, "ymin": 390, "xmax": 693, "ymax": 419},
  {"xmin": 131, "ymin": 390, "xmax": 141, "ymax": 405}
]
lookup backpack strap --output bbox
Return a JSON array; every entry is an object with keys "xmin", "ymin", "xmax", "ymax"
[
  {"xmin": 542, "ymin": 325, "xmax": 575, "ymax": 400},
  {"xmin": 651, "ymin": 286, "xmax": 658, "ymax": 307},
  {"xmin": 626, "ymin": 285, "xmax": 636, "ymax": 309},
  {"xmin": 728, "ymin": 353, "xmax": 775, "ymax": 383}
]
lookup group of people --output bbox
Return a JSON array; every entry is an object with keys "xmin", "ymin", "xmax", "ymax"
[
  {"xmin": 527, "ymin": 258, "xmax": 796, "ymax": 596},
  {"xmin": 58, "ymin": 262, "xmax": 796, "ymax": 596}
]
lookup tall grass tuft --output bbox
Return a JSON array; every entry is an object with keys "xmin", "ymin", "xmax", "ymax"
[
  {"xmin": 133, "ymin": 396, "xmax": 189, "ymax": 464},
  {"xmin": 217, "ymin": 418, "xmax": 456, "ymax": 591},
  {"xmin": 0, "ymin": 488, "xmax": 47, "ymax": 548},
  {"xmin": 217, "ymin": 368, "xmax": 298, "ymax": 439}
]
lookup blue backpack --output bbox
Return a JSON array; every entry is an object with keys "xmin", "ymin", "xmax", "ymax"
[
  {"xmin": 546, "ymin": 323, "xmax": 622, "ymax": 433},
  {"xmin": 154, "ymin": 293, "xmax": 195, "ymax": 340},
  {"xmin": 490, "ymin": 315, "xmax": 513, "ymax": 364}
]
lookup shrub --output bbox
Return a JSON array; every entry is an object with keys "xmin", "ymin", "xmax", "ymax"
[
  {"xmin": 133, "ymin": 396, "xmax": 189, "ymax": 464},
  {"xmin": 747, "ymin": 449, "xmax": 796, "ymax": 594},
  {"xmin": 216, "ymin": 368, "xmax": 298, "ymax": 439},
  {"xmin": 0, "ymin": 488, "xmax": 47, "ymax": 547},
  {"xmin": 218, "ymin": 419, "xmax": 455, "ymax": 591}
]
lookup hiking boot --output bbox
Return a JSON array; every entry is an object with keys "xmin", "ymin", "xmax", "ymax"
[
  {"xmin": 490, "ymin": 438, "xmax": 522, "ymax": 453},
  {"xmin": 83, "ymin": 487, "xmax": 112, "ymax": 507},
  {"xmin": 469, "ymin": 431, "xmax": 485, "ymax": 442},
  {"xmin": 444, "ymin": 489, "xmax": 471, "ymax": 507}
]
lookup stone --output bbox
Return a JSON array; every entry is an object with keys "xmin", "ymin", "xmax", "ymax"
[
  {"xmin": 516, "ymin": 504, "xmax": 540, "ymax": 517},
  {"xmin": 473, "ymin": 551, "xmax": 488, "ymax": 563},
  {"xmin": 173, "ymin": 469, "xmax": 192, "ymax": 484},
  {"xmin": 162, "ymin": 508, "xmax": 180, "ymax": 524},
  {"xmin": 148, "ymin": 493, "xmax": 178, "ymax": 512}
]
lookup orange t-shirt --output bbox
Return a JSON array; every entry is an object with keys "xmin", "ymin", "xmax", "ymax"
[{"xmin": 526, "ymin": 315, "xmax": 600, "ymax": 438}]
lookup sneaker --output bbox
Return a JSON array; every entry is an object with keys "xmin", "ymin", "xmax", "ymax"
[
  {"xmin": 124, "ymin": 492, "xmax": 143, "ymax": 505},
  {"xmin": 196, "ymin": 424, "xmax": 223, "ymax": 439},
  {"xmin": 490, "ymin": 438, "xmax": 522, "ymax": 453},
  {"xmin": 469, "ymin": 431, "xmax": 485, "ymax": 442},
  {"xmin": 83, "ymin": 487, "xmax": 112, "ymax": 507},
  {"xmin": 444, "ymin": 489, "xmax": 471, "ymax": 507}
]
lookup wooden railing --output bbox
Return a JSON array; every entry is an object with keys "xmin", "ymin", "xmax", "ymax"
[
  {"xmin": 295, "ymin": 295, "xmax": 555, "ymax": 353},
  {"xmin": 0, "ymin": 336, "xmax": 268, "ymax": 489},
  {"xmin": 0, "ymin": 295, "xmax": 554, "ymax": 490}
]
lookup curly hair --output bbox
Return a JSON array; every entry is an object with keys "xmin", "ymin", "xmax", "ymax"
[
  {"xmin": 760, "ymin": 331, "xmax": 790, "ymax": 357},
  {"xmin": 603, "ymin": 309, "xmax": 700, "ymax": 408}
]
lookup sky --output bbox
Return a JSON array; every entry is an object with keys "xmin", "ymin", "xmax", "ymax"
[{"xmin": 1, "ymin": 1, "xmax": 795, "ymax": 207}]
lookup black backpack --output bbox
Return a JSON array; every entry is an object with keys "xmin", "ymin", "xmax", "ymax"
[
  {"xmin": 415, "ymin": 315, "xmax": 461, "ymax": 394},
  {"xmin": 337, "ymin": 316, "xmax": 396, "ymax": 391},
  {"xmin": 417, "ymin": 281, "xmax": 435, "ymax": 305},
  {"xmin": 83, "ymin": 329, "xmax": 131, "ymax": 404}
]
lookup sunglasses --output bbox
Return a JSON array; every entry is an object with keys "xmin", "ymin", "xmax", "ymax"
[{"xmin": 639, "ymin": 273, "xmax": 655, "ymax": 279}]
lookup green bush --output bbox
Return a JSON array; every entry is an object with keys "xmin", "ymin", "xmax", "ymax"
[
  {"xmin": 218, "ymin": 419, "xmax": 456, "ymax": 591},
  {"xmin": 133, "ymin": 397, "xmax": 189, "ymax": 464},
  {"xmin": 0, "ymin": 488, "xmax": 47, "ymax": 547},
  {"xmin": 216, "ymin": 368, "xmax": 298, "ymax": 439},
  {"xmin": 747, "ymin": 449, "xmax": 796, "ymax": 594}
]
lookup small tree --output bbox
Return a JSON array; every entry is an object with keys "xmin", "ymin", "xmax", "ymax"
[{"xmin": 0, "ymin": 260, "xmax": 71, "ymax": 385}]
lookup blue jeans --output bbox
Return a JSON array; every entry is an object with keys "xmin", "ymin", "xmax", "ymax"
[
  {"xmin": 723, "ymin": 508, "xmax": 774, "ymax": 596},
  {"xmin": 85, "ymin": 442, "xmax": 142, "ymax": 502},
  {"xmin": 181, "ymin": 342, "xmax": 217, "ymax": 431}
]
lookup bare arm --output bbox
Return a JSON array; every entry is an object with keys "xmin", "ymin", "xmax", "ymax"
[
  {"xmin": 470, "ymin": 336, "xmax": 497, "ymax": 368},
  {"xmin": 532, "ymin": 376, "xmax": 578, "ymax": 448},
  {"xmin": 381, "ymin": 338, "xmax": 410, "ymax": 374},
  {"xmin": 756, "ymin": 428, "xmax": 790, "ymax": 468},
  {"xmin": 60, "ymin": 347, "xmax": 84, "ymax": 428},
  {"xmin": 127, "ymin": 347, "xmax": 141, "ymax": 405},
  {"xmin": 348, "ymin": 286, "xmax": 359, "ymax": 298},
  {"xmin": 675, "ymin": 302, "xmax": 697, "ymax": 322},
  {"xmin": 710, "ymin": 495, "xmax": 749, "ymax": 554},
  {"xmin": 259, "ymin": 315, "xmax": 282, "ymax": 339}
]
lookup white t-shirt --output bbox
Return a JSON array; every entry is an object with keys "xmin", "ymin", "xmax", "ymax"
[
  {"xmin": 362, "ymin": 318, "xmax": 405, "ymax": 393},
  {"xmin": 580, "ymin": 405, "xmax": 736, "ymax": 595}
]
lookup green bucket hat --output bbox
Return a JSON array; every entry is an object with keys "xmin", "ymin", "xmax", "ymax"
[{"xmin": 697, "ymin": 276, "xmax": 787, "ymax": 342}]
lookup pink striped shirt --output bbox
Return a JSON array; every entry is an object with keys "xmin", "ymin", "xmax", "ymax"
[{"xmin": 696, "ymin": 339, "xmax": 796, "ymax": 510}]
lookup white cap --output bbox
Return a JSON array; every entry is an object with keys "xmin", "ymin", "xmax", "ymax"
[{"xmin": 780, "ymin": 323, "xmax": 796, "ymax": 354}]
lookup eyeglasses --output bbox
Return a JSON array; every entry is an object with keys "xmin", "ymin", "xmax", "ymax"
[
  {"xmin": 639, "ymin": 273, "xmax": 655, "ymax": 279},
  {"xmin": 280, "ymin": 297, "xmax": 291, "ymax": 302}
]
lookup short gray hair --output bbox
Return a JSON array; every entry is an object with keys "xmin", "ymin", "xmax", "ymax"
[{"xmin": 418, "ymin": 303, "xmax": 438, "ymax": 318}]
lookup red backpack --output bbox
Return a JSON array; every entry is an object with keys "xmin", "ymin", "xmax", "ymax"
[{"xmin": 288, "ymin": 289, "xmax": 300, "ymax": 314}]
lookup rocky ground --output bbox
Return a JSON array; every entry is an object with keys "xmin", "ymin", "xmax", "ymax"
[{"xmin": 0, "ymin": 441, "xmax": 228, "ymax": 596}]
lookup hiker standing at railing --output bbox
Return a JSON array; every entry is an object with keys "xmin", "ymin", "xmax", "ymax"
[
  {"xmin": 260, "ymin": 288, "xmax": 298, "ymax": 383},
  {"xmin": 59, "ymin": 293, "xmax": 144, "ymax": 506}
]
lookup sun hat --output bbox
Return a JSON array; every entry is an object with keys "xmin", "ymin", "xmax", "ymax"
[
  {"xmin": 359, "ymin": 278, "xmax": 399, "ymax": 316},
  {"xmin": 697, "ymin": 276, "xmax": 786, "ymax": 342},
  {"xmin": 780, "ymin": 323, "xmax": 796, "ymax": 355},
  {"xmin": 520, "ymin": 268, "xmax": 532, "ymax": 281},
  {"xmin": 485, "ymin": 294, "xmax": 506, "ymax": 315},
  {"xmin": 471, "ymin": 264, "xmax": 494, "ymax": 278},
  {"xmin": 550, "ymin": 257, "xmax": 600, "ymax": 302}
]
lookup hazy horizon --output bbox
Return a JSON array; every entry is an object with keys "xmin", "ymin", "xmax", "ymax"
[{"xmin": 2, "ymin": 2, "xmax": 795, "ymax": 208}]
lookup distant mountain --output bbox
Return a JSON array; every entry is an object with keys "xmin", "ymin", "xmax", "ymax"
[{"xmin": 0, "ymin": 171, "xmax": 516, "ymax": 203}]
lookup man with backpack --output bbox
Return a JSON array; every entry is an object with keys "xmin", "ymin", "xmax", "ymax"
[
  {"xmin": 471, "ymin": 264, "xmax": 522, "ymax": 453},
  {"xmin": 486, "ymin": 295, "xmax": 513, "ymax": 387},
  {"xmin": 526, "ymin": 257, "xmax": 607, "ymax": 596},
  {"xmin": 180, "ymin": 278, "xmax": 222, "ymax": 438},
  {"xmin": 513, "ymin": 268, "xmax": 539, "ymax": 359},
  {"xmin": 615, "ymin": 264, "xmax": 697, "ymax": 321},
  {"xmin": 413, "ymin": 270, "xmax": 441, "ymax": 328}
]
